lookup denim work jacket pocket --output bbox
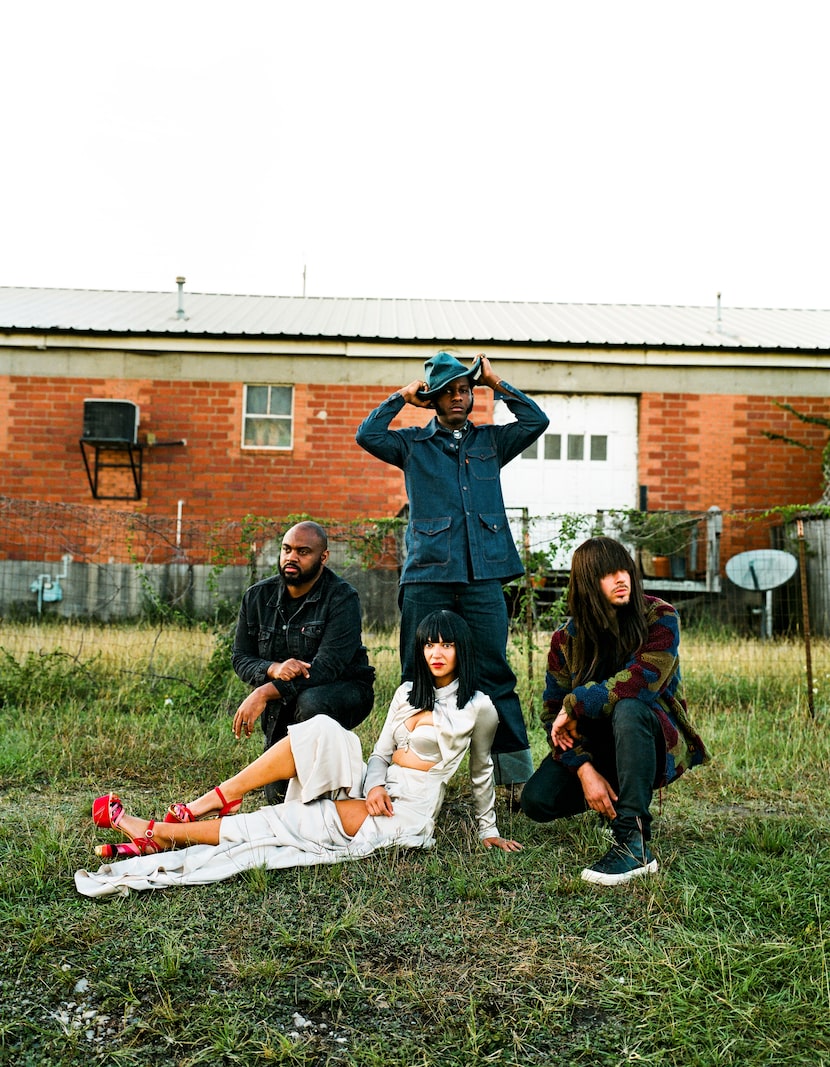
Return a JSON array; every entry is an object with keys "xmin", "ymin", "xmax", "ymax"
[
  {"xmin": 257, "ymin": 627, "xmax": 277, "ymax": 658},
  {"xmin": 477, "ymin": 513, "xmax": 511, "ymax": 564},
  {"xmin": 298, "ymin": 621, "xmax": 324, "ymax": 658},
  {"xmin": 465, "ymin": 444, "xmax": 500, "ymax": 481},
  {"xmin": 411, "ymin": 517, "xmax": 452, "ymax": 567}
]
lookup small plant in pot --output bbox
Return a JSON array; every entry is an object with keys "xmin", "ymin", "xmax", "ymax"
[
  {"xmin": 524, "ymin": 548, "xmax": 552, "ymax": 588},
  {"xmin": 615, "ymin": 510, "xmax": 697, "ymax": 579}
]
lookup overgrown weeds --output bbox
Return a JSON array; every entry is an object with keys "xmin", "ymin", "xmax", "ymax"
[{"xmin": 0, "ymin": 621, "xmax": 828, "ymax": 1065}]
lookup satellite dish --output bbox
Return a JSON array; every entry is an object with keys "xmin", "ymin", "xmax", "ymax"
[
  {"xmin": 725, "ymin": 549, "xmax": 797, "ymax": 591},
  {"xmin": 725, "ymin": 549, "xmax": 797, "ymax": 639}
]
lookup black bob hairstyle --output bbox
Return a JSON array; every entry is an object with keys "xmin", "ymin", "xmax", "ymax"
[{"xmin": 408, "ymin": 609, "xmax": 477, "ymax": 711}]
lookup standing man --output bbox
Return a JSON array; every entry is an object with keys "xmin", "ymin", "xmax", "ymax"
[
  {"xmin": 231, "ymin": 520, "xmax": 375, "ymax": 802},
  {"xmin": 521, "ymin": 536, "xmax": 709, "ymax": 885},
  {"xmin": 356, "ymin": 350, "xmax": 548, "ymax": 792}
]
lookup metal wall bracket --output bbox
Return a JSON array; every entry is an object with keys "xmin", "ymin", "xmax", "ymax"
[{"xmin": 79, "ymin": 440, "xmax": 143, "ymax": 500}]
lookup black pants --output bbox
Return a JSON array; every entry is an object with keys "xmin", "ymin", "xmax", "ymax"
[
  {"xmin": 520, "ymin": 698, "xmax": 664, "ymax": 841},
  {"xmin": 261, "ymin": 680, "xmax": 374, "ymax": 802},
  {"xmin": 398, "ymin": 579, "xmax": 532, "ymax": 784}
]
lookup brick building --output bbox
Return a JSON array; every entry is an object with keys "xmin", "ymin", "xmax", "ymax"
[{"xmin": 1, "ymin": 285, "xmax": 828, "ymax": 600}]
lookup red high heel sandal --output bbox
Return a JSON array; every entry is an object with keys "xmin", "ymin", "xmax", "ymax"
[
  {"xmin": 95, "ymin": 841, "xmax": 154, "ymax": 861},
  {"xmin": 91, "ymin": 793, "xmax": 161, "ymax": 859},
  {"xmin": 163, "ymin": 785, "xmax": 242, "ymax": 824}
]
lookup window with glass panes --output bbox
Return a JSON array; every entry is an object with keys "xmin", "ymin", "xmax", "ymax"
[
  {"xmin": 242, "ymin": 385, "xmax": 293, "ymax": 449},
  {"xmin": 520, "ymin": 432, "xmax": 607, "ymax": 462}
]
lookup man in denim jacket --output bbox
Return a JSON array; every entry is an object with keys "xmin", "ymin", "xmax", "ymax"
[
  {"xmin": 356, "ymin": 352, "xmax": 548, "ymax": 789},
  {"xmin": 231, "ymin": 521, "xmax": 375, "ymax": 801}
]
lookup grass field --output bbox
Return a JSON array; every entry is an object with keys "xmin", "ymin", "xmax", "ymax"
[{"xmin": 0, "ymin": 621, "xmax": 828, "ymax": 1066}]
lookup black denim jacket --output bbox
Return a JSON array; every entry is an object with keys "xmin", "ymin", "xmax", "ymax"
[{"xmin": 231, "ymin": 567, "xmax": 374, "ymax": 704}]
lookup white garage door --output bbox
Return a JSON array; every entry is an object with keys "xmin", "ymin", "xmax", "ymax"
[{"xmin": 495, "ymin": 393, "xmax": 639, "ymax": 564}]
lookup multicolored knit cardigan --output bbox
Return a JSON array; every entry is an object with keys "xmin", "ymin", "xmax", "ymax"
[{"xmin": 542, "ymin": 595, "xmax": 710, "ymax": 785}]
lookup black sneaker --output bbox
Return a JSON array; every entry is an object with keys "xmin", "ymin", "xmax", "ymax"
[{"xmin": 581, "ymin": 835, "xmax": 658, "ymax": 886}]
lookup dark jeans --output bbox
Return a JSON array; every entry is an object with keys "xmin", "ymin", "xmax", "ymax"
[
  {"xmin": 261, "ymin": 680, "xmax": 374, "ymax": 802},
  {"xmin": 520, "ymin": 698, "xmax": 664, "ymax": 841},
  {"xmin": 399, "ymin": 579, "xmax": 532, "ymax": 784}
]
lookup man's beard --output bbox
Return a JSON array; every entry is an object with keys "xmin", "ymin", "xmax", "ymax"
[{"xmin": 281, "ymin": 558, "xmax": 323, "ymax": 586}]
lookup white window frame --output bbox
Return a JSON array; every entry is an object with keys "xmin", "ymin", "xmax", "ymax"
[
  {"xmin": 241, "ymin": 384, "xmax": 294, "ymax": 450},
  {"xmin": 521, "ymin": 430, "xmax": 609, "ymax": 464}
]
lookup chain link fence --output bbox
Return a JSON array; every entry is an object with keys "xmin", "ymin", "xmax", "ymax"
[{"xmin": 1, "ymin": 495, "xmax": 826, "ymax": 638}]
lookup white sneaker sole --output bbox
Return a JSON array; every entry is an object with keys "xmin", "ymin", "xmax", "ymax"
[{"xmin": 580, "ymin": 858, "xmax": 658, "ymax": 886}]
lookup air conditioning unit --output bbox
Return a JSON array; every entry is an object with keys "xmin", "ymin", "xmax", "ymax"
[{"xmin": 82, "ymin": 399, "xmax": 140, "ymax": 444}]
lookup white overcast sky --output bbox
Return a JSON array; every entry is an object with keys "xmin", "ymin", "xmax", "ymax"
[{"xmin": 2, "ymin": 1, "xmax": 827, "ymax": 309}]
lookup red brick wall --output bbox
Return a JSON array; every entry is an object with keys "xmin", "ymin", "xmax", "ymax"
[
  {"xmin": 639, "ymin": 393, "xmax": 826, "ymax": 511},
  {"xmin": 0, "ymin": 376, "xmax": 497, "ymax": 524},
  {"xmin": 1, "ymin": 375, "xmax": 824, "ymax": 525},
  {"xmin": 0, "ymin": 376, "xmax": 10, "ymax": 457}
]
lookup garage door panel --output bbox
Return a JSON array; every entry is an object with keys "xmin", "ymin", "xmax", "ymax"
[{"xmin": 496, "ymin": 390, "xmax": 638, "ymax": 526}]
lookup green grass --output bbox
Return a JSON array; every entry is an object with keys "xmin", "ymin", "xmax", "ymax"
[{"xmin": 0, "ymin": 622, "xmax": 828, "ymax": 1065}]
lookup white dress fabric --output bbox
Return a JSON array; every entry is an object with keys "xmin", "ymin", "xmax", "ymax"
[{"xmin": 74, "ymin": 682, "xmax": 500, "ymax": 899}]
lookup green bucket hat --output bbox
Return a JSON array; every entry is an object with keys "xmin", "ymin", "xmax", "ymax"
[{"xmin": 416, "ymin": 351, "xmax": 482, "ymax": 400}]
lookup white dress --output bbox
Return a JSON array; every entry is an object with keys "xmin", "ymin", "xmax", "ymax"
[{"xmin": 74, "ymin": 681, "xmax": 500, "ymax": 898}]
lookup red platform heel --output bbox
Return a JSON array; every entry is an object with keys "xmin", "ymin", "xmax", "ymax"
[
  {"xmin": 163, "ymin": 802, "xmax": 196, "ymax": 824},
  {"xmin": 92, "ymin": 793, "xmax": 161, "ymax": 859},
  {"xmin": 95, "ymin": 841, "xmax": 157, "ymax": 860},
  {"xmin": 163, "ymin": 785, "xmax": 242, "ymax": 824}
]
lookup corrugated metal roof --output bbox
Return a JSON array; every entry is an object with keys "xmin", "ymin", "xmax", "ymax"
[{"xmin": 1, "ymin": 285, "xmax": 829, "ymax": 350}]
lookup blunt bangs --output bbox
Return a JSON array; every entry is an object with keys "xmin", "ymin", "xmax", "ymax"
[{"xmin": 415, "ymin": 609, "xmax": 470, "ymax": 647}]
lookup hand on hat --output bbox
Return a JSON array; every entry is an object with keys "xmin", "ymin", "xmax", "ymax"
[
  {"xmin": 476, "ymin": 355, "xmax": 501, "ymax": 390},
  {"xmin": 398, "ymin": 353, "xmax": 500, "ymax": 407},
  {"xmin": 398, "ymin": 379, "xmax": 434, "ymax": 407}
]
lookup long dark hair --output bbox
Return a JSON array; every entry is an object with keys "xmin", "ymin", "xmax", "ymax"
[
  {"xmin": 409, "ymin": 610, "xmax": 477, "ymax": 710},
  {"xmin": 567, "ymin": 536, "xmax": 648, "ymax": 685}
]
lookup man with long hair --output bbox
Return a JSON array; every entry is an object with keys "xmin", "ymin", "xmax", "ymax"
[{"xmin": 521, "ymin": 536, "xmax": 709, "ymax": 885}]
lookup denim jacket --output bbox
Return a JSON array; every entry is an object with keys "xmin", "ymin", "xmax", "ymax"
[
  {"xmin": 232, "ymin": 566, "xmax": 374, "ymax": 703},
  {"xmin": 356, "ymin": 382, "xmax": 549, "ymax": 584}
]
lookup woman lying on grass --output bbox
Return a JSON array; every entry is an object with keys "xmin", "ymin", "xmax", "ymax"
[{"xmin": 76, "ymin": 610, "xmax": 521, "ymax": 897}]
